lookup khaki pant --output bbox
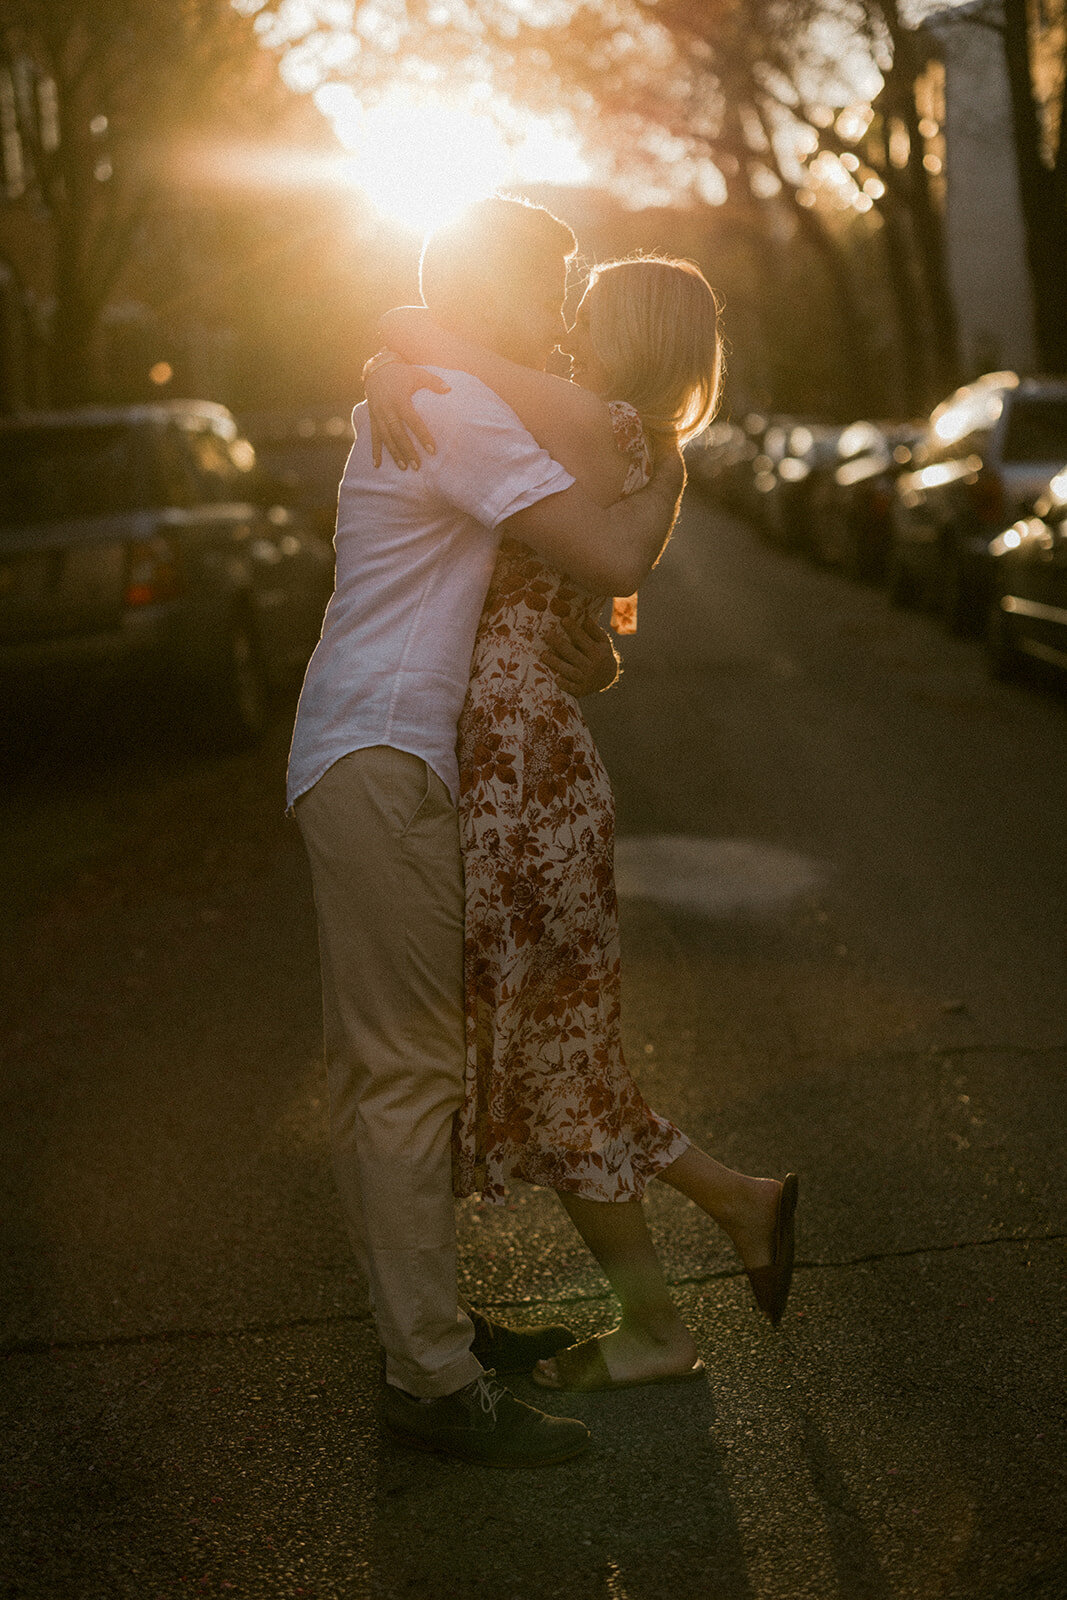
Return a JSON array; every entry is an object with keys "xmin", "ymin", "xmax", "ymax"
[{"xmin": 296, "ymin": 746, "xmax": 482, "ymax": 1398}]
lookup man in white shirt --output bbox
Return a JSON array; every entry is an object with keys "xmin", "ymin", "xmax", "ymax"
[{"xmin": 288, "ymin": 197, "xmax": 684, "ymax": 1466}]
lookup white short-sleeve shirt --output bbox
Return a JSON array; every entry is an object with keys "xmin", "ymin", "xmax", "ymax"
[{"xmin": 286, "ymin": 370, "xmax": 575, "ymax": 810}]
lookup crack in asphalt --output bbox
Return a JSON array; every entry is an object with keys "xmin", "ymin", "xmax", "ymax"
[
  {"xmin": 4, "ymin": 1228, "xmax": 1064, "ymax": 1360},
  {"xmin": 789, "ymin": 1042, "xmax": 1067, "ymax": 1061},
  {"xmin": 1, "ymin": 1308, "xmax": 377, "ymax": 1360},
  {"xmin": 675, "ymin": 1227, "xmax": 1067, "ymax": 1280}
]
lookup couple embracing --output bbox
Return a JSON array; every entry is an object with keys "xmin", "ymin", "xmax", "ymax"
[{"xmin": 287, "ymin": 195, "xmax": 797, "ymax": 1467}]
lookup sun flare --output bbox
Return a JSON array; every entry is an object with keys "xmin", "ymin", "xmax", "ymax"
[{"xmin": 314, "ymin": 83, "xmax": 590, "ymax": 234}]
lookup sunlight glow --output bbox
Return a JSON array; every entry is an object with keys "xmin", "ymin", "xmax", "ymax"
[
  {"xmin": 314, "ymin": 82, "xmax": 590, "ymax": 234},
  {"xmin": 835, "ymin": 105, "xmax": 873, "ymax": 142},
  {"xmin": 932, "ymin": 389, "xmax": 1005, "ymax": 443}
]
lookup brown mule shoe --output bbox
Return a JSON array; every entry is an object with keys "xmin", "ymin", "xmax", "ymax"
[
  {"xmin": 745, "ymin": 1172, "xmax": 799, "ymax": 1326},
  {"xmin": 532, "ymin": 1337, "xmax": 706, "ymax": 1393}
]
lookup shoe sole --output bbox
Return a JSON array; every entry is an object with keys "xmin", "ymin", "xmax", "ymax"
[
  {"xmin": 770, "ymin": 1172, "xmax": 799, "ymax": 1326},
  {"xmin": 532, "ymin": 1358, "xmax": 707, "ymax": 1393},
  {"xmin": 384, "ymin": 1420, "xmax": 590, "ymax": 1467}
]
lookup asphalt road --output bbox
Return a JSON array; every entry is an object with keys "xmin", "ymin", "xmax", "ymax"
[{"xmin": 2, "ymin": 496, "xmax": 1065, "ymax": 1600}]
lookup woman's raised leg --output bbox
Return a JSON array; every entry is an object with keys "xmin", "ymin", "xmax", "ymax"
[
  {"xmin": 657, "ymin": 1146, "xmax": 783, "ymax": 1271},
  {"xmin": 658, "ymin": 1146, "xmax": 799, "ymax": 1324}
]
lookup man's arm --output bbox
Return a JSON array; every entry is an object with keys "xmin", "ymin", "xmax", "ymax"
[
  {"xmin": 503, "ymin": 445, "xmax": 686, "ymax": 596},
  {"xmin": 379, "ymin": 308, "xmax": 627, "ymax": 506}
]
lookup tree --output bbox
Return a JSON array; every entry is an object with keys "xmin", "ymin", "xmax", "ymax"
[
  {"xmin": 780, "ymin": 0, "xmax": 961, "ymax": 408},
  {"xmin": 374, "ymin": 0, "xmax": 895, "ymax": 412},
  {"xmin": 0, "ymin": 0, "xmax": 304, "ymax": 400},
  {"xmin": 243, "ymin": 0, "xmax": 965, "ymax": 412},
  {"xmin": 633, "ymin": 0, "xmax": 961, "ymax": 408},
  {"xmin": 1000, "ymin": 0, "xmax": 1067, "ymax": 370},
  {"xmin": 472, "ymin": 0, "xmax": 950, "ymax": 411}
]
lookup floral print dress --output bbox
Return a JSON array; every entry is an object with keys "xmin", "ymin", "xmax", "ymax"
[{"xmin": 453, "ymin": 400, "xmax": 690, "ymax": 1204}]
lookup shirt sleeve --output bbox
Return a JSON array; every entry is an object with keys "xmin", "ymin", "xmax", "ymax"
[{"xmin": 414, "ymin": 369, "xmax": 575, "ymax": 528}]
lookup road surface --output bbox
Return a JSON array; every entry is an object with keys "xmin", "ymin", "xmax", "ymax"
[{"xmin": 3, "ymin": 495, "xmax": 1065, "ymax": 1599}]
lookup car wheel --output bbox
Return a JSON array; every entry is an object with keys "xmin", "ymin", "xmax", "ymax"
[{"xmin": 205, "ymin": 616, "xmax": 272, "ymax": 750}]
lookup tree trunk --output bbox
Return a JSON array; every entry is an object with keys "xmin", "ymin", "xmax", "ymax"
[
  {"xmin": 876, "ymin": 0, "xmax": 960, "ymax": 395},
  {"xmin": 745, "ymin": 98, "xmax": 880, "ymax": 414},
  {"xmin": 877, "ymin": 190, "xmax": 932, "ymax": 413},
  {"xmin": 788, "ymin": 197, "xmax": 881, "ymax": 416},
  {"xmin": 49, "ymin": 171, "xmax": 104, "ymax": 405},
  {"xmin": 1001, "ymin": 0, "xmax": 1067, "ymax": 372}
]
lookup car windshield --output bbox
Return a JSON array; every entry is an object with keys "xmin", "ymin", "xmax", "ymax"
[
  {"xmin": 0, "ymin": 423, "xmax": 162, "ymax": 525},
  {"xmin": 1002, "ymin": 398, "xmax": 1067, "ymax": 464}
]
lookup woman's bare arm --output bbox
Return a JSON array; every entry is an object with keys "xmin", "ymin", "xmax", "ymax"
[{"xmin": 380, "ymin": 306, "xmax": 629, "ymax": 507}]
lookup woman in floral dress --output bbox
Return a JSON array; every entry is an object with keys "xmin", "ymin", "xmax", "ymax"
[{"xmin": 368, "ymin": 259, "xmax": 797, "ymax": 1391}]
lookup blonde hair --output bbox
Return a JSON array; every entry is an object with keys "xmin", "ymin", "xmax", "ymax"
[{"xmin": 584, "ymin": 257, "xmax": 722, "ymax": 446}]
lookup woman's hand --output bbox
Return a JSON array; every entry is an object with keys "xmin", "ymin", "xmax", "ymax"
[
  {"xmin": 542, "ymin": 615, "xmax": 620, "ymax": 697},
  {"xmin": 365, "ymin": 358, "xmax": 450, "ymax": 470}
]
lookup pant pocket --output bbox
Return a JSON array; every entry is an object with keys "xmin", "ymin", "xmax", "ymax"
[{"xmin": 396, "ymin": 757, "xmax": 434, "ymax": 837}]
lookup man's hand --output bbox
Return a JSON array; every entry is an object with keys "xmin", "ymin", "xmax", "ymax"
[
  {"xmin": 365, "ymin": 359, "xmax": 450, "ymax": 469},
  {"xmin": 542, "ymin": 615, "xmax": 620, "ymax": 697}
]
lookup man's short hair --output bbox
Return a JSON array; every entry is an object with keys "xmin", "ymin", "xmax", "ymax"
[{"xmin": 419, "ymin": 195, "xmax": 577, "ymax": 323}]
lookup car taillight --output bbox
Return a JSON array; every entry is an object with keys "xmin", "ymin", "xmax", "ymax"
[
  {"xmin": 124, "ymin": 537, "xmax": 182, "ymax": 607},
  {"xmin": 973, "ymin": 471, "xmax": 1005, "ymax": 527}
]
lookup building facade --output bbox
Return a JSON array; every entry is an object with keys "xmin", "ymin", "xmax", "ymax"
[{"xmin": 921, "ymin": 1, "xmax": 1038, "ymax": 375}]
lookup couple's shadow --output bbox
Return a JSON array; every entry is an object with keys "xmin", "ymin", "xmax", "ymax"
[{"xmin": 368, "ymin": 1353, "xmax": 753, "ymax": 1600}]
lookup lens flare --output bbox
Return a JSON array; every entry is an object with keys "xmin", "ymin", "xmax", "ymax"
[{"xmin": 315, "ymin": 83, "xmax": 589, "ymax": 234}]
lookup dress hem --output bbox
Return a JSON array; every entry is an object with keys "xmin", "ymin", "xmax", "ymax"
[{"xmin": 454, "ymin": 1131, "xmax": 691, "ymax": 1207}]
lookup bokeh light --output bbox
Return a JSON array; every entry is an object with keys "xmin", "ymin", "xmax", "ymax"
[{"xmin": 314, "ymin": 82, "xmax": 590, "ymax": 234}]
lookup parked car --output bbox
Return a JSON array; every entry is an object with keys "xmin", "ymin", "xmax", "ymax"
[
  {"xmin": 0, "ymin": 401, "xmax": 334, "ymax": 748},
  {"xmin": 748, "ymin": 417, "xmax": 795, "ymax": 535},
  {"xmin": 723, "ymin": 412, "xmax": 781, "ymax": 524},
  {"xmin": 756, "ymin": 422, "xmax": 845, "ymax": 553},
  {"xmin": 238, "ymin": 408, "xmax": 352, "ymax": 543},
  {"xmin": 888, "ymin": 372, "xmax": 1067, "ymax": 632},
  {"xmin": 684, "ymin": 420, "xmax": 757, "ymax": 508},
  {"xmin": 807, "ymin": 420, "xmax": 922, "ymax": 580},
  {"xmin": 986, "ymin": 465, "xmax": 1067, "ymax": 682}
]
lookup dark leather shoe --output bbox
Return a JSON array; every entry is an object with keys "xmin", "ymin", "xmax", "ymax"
[
  {"xmin": 382, "ymin": 1371, "xmax": 590, "ymax": 1466},
  {"xmin": 468, "ymin": 1309, "xmax": 577, "ymax": 1374}
]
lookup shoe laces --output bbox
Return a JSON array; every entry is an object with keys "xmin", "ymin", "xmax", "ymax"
[{"xmin": 468, "ymin": 1371, "xmax": 507, "ymax": 1421}]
